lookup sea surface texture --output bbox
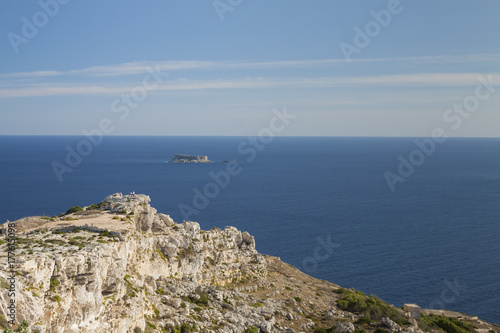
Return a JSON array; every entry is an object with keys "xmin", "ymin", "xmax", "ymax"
[{"xmin": 0, "ymin": 136, "xmax": 499, "ymax": 324}]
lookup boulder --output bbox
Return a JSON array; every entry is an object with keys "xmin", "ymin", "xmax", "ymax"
[
  {"xmin": 335, "ymin": 320, "xmax": 355, "ymax": 333},
  {"xmin": 382, "ymin": 317, "xmax": 402, "ymax": 332}
]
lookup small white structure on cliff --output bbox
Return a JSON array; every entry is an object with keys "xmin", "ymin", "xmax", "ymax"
[{"xmin": 404, "ymin": 304, "xmax": 421, "ymax": 319}]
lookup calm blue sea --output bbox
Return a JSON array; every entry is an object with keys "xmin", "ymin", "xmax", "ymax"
[{"xmin": 1, "ymin": 136, "xmax": 499, "ymax": 324}]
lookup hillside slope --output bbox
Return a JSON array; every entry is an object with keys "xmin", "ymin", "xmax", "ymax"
[{"xmin": 0, "ymin": 194, "xmax": 498, "ymax": 333}]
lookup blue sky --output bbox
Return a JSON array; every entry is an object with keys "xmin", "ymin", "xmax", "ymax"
[{"xmin": 0, "ymin": 0, "xmax": 499, "ymax": 136}]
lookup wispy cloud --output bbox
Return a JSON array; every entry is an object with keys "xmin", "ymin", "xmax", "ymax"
[
  {"xmin": 1, "ymin": 73, "xmax": 498, "ymax": 98},
  {"xmin": 0, "ymin": 54, "xmax": 498, "ymax": 79},
  {"xmin": 0, "ymin": 70, "xmax": 62, "ymax": 79}
]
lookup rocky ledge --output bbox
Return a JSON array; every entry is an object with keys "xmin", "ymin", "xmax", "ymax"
[
  {"xmin": 0, "ymin": 194, "xmax": 498, "ymax": 333},
  {"xmin": 169, "ymin": 154, "xmax": 212, "ymax": 163}
]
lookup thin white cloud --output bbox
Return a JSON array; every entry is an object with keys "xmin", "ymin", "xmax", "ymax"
[
  {"xmin": 0, "ymin": 86, "xmax": 125, "ymax": 98},
  {"xmin": 0, "ymin": 53, "xmax": 498, "ymax": 79},
  {"xmin": 69, "ymin": 61, "xmax": 218, "ymax": 77},
  {"xmin": 0, "ymin": 70, "xmax": 62, "ymax": 79},
  {"xmin": 0, "ymin": 73, "xmax": 498, "ymax": 98}
]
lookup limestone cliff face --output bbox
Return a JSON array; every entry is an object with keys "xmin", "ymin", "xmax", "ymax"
[
  {"xmin": 1, "ymin": 194, "xmax": 498, "ymax": 333},
  {"xmin": 0, "ymin": 194, "xmax": 265, "ymax": 333}
]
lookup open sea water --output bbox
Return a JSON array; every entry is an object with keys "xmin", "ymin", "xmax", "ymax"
[{"xmin": 0, "ymin": 136, "xmax": 499, "ymax": 324}]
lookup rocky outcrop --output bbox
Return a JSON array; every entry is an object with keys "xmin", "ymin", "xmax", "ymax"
[
  {"xmin": 0, "ymin": 194, "xmax": 268, "ymax": 332},
  {"xmin": 0, "ymin": 194, "xmax": 498, "ymax": 333},
  {"xmin": 169, "ymin": 154, "xmax": 212, "ymax": 163}
]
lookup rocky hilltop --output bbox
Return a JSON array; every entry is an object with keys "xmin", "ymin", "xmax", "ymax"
[
  {"xmin": 0, "ymin": 194, "xmax": 498, "ymax": 333},
  {"xmin": 170, "ymin": 155, "xmax": 212, "ymax": 163}
]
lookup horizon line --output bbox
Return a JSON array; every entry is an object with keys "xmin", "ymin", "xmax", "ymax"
[{"xmin": 1, "ymin": 134, "xmax": 499, "ymax": 139}]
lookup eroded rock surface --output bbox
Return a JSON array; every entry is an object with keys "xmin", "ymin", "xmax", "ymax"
[{"xmin": 0, "ymin": 194, "xmax": 498, "ymax": 333}]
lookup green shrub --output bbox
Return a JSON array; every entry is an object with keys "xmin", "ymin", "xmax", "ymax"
[
  {"xmin": 65, "ymin": 206, "xmax": 83, "ymax": 215},
  {"xmin": 419, "ymin": 314, "xmax": 476, "ymax": 333},
  {"xmin": 294, "ymin": 297, "xmax": 302, "ymax": 303},
  {"xmin": 2, "ymin": 320, "xmax": 29, "ymax": 333},
  {"xmin": 51, "ymin": 295, "xmax": 62, "ymax": 304},
  {"xmin": 285, "ymin": 286, "xmax": 292, "ymax": 291},
  {"xmin": 182, "ymin": 290, "xmax": 210, "ymax": 306},
  {"xmin": 313, "ymin": 327, "xmax": 336, "ymax": 333},
  {"xmin": 99, "ymin": 230, "xmax": 114, "ymax": 237},
  {"xmin": 243, "ymin": 327, "xmax": 260, "ymax": 333},
  {"xmin": 156, "ymin": 288, "xmax": 166, "ymax": 295},
  {"xmin": 172, "ymin": 323, "xmax": 196, "ymax": 333},
  {"xmin": 356, "ymin": 317, "xmax": 373, "ymax": 325},
  {"xmin": 374, "ymin": 329, "xmax": 388, "ymax": 333},
  {"xmin": 306, "ymin": 314, "xmax": 319, "ymax": 322},
  {"xmin": 49, "ymin": 277, "xmax": 60, "ymax": 291},
  {"xmin": 252, "ymin": 302, "xmax": 263, "ymax": 308},
  {"xmin": 178, "ymin": 246, "xmax": 194, "ymax": 259},
  {"xmin": 86, "ymin": 203, "xmax": 104, "ymax": 211},
  {"xmin": 151, "ymin": 304, "xmax": 160, "ymax": 318},
  {"xmin": 336, "ymin": 290, "xmax": 409, "ymax": 325},
  {"xmin": 196, "ymin": 291, "xmax": 210, "ymax": 306},
  {"xmin": 155, "ymin": 247, "xmax": 167, "ymax": 261},
  {"xmin": 146, "ymin": 321, "xmax": 156, "ymax": 329}
]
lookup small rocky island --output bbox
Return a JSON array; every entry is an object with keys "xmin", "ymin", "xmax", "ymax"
[
  {"xmin": 169, "ymin": 154, "xmax": 212, "ymax": 163},
  {"xmin": 0, "ymin": 194, "xmax": 498, "ymax": 333}
]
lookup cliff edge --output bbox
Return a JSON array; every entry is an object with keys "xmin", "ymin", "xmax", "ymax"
[{"xmin": 0, "ymin": 194, "xmax": 498, "ymax": 333}]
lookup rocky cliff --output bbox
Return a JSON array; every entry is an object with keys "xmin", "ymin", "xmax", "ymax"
[{"xmin": 0, "ymin": 194, "xmax": 498, "ymax": 333}]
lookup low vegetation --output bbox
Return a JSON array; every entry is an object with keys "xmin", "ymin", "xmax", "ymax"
[
  {"xmin": 181, "ymin": 290, "xmax": 210, "ymax": 307},
  {"xmin": 49, "ymin": 277, "xmax": 60, "ymax": 291},
  {"xmin": 65, "ymin": 206, "xmax": 83, "ymax": 215},
  {"xmin": 99, "ymin": 230, "xmax": 115, "ymax": 238},
  {"xmin": 1, "ymin": 320, "xmax": 29, "ymax": 333},
  {"xmin": 51, "ymin": 295, "xmax": 62, "ymax": 305},
  {"xmin": 419, "ymin": 314, "xmax": 477, "ymax": 333},
  {"xmin": 336, "ymin": 289, "xmax": 409, "ymax": 325},
  {"xmin": 86, "ymin": 203, "xmax": 106, "ymax": 210},
  {"xmin": 313, "ymin": 327, "xmax": 336, "ymax": 333},
  {"xmin": 171, "ymin": 323, "xmax": 197, "ymax": 333},
  {"xmin": 0, "ymin": 316, "xmax": 9, "ymax": 330}
]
